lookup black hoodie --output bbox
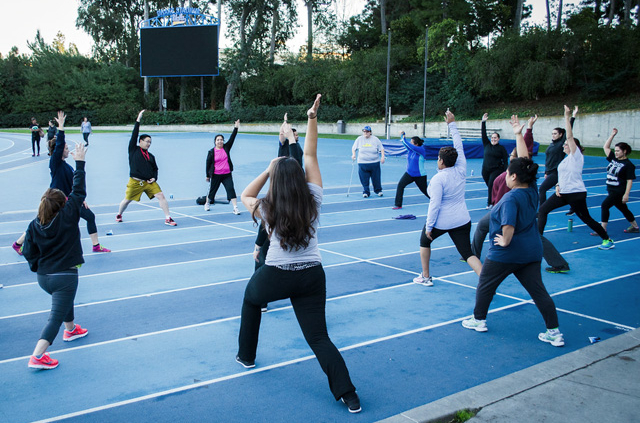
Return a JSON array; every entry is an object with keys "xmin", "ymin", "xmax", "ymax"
[{"xmin": 23, "ymin": 162, "xmax": 86, "ymax": 274}]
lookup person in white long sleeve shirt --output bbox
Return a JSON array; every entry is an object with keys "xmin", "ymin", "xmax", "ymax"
[{"xmin": 413, "ymin": 110, "xmax": 483, "ymax": 286}]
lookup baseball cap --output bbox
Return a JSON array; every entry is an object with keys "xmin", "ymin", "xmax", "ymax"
[{"xmin": 362, "ymin": 125, "xmax": 372, "ymax": 132}]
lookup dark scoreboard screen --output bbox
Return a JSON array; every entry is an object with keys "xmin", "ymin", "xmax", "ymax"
[{"xmin": 140, "ymin": 25, "xmax": 219, "ymax": 77}]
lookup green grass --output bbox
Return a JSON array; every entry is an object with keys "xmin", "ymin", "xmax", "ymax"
[
  {"xmin": 537, "ymin": 144, "xmax": 640, "ymax": 159},
  {"xmin": 436, "ymin": 408, "xmax": 478, "ymax": 423}
]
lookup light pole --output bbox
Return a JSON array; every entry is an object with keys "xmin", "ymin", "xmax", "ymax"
[
  {"xmin": 384, "ymin": 28, "xmax": 391, "ymax": 139},
  {"xmin": 422, "ymin": 26, "xmax": 428, "ymax": 138}
]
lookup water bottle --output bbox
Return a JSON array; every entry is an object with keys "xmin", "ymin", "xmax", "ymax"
[
  {"xmin": 470, "ymin": 169, "xmax": 474, "ymax": 176},
  {"xmin": 567, "ymin": 219, "xmax": 573, "ymax": 232}
]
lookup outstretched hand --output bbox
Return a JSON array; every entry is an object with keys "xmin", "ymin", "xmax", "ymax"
[
  {"xmin": 137, "ymin": 110, "xmax": 146, "ymax": 122},
  {"xmin": 509, "ymin": 115, "xmax": 524, "ymax": 135},
  {"xmin": 563, "ymin": 105, "xmax": 571, "ymax": 118},
  {"xmin": 482, "ymin": 112, "xmax": 488, "ymax": 122},
  {"xmin": 307, "ymin": 94, "xmax": 321, "ymax": 119},
  {"xmin": 611, "ymin": 128, "xmax": 618, "ymax": 137},
  {"xmin": 234, "ymin": 119, "xmax": 240, "ymax": 128},
  {"xmin": 70, "ymin": 142, "xmax": 87, "ymax": 161},
  {"xmin": 527, "ymin": 114, "xmax": 538, "ymax": 128},
  {"xmin": 54, "ymin": 111, "xmax": 66, "ymax": 130},
  {"xmin": 572, "ymin": 105, "xmax": 579, "ymax": 117}
]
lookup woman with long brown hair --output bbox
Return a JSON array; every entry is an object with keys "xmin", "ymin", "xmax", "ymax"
[
  {"xmin": 22, "ymin": 139, "xmax": 90, "ymax": 370},
  {"xmin": 236, "ymin": 94, "xmax": 360, "ymax": 413}
]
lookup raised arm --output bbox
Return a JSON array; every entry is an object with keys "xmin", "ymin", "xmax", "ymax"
[
  {"xmin": 446, "ymin": 110, "xmax": 466, "ymax": 170},
  {"xmin": 304, "ymin": 94, "xmax": 322, "ymax": 187},
  {"xmin": 481, "ymin": 113, "xmax": 489, "ymax": 146},
  {"xmin": 129, "ymin": 110, "xmax": 145, "ymax": 153},
  {"xmin": 603, "ymin": 128, "xmax": 618, "ymax": 157},
  {"xmin": 509, "ymin": 115, "xmax": 528, "ymax": 159},
  {"xmin": 52, "ymin": 111, "xmax": 66, "ymax": 164},
  {"xmin": 226, "ymin": 120, "xmax": 240, "ymax": 149},
  {"xmin": 564, "ymin": 105, "xmax": 577, "ymax": 154}
]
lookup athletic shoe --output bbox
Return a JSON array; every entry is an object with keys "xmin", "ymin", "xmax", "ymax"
[
  {"xmin": 377, "ymin": 192, "xmax": 383, "ymax": 197},
  {"xmin": 92, "ymin": 244, "xmax": 111, "ymax": 253},
  {"xmin": 115, "ymin": 214, "xmax": 123, "ymax": 223},
  {"xmin": 566, "ymin": 209, "xmax": 575, "ymax": 216},
  {"xmin": 486, "ymin": 204, "xmax": 492, "ymax": 210},
  {"xmin": 341, "ymin": 391, "xmax": 362, "ymax": 413},
  {"xmin": 461, "ymin": 317, "xmax": 488, "ymax": 332},
  {"xmin": 598, "ymin": 239, "xmax": 615, "ymax": 250},
  {"xmin": 204, "ymin": 203, "xmax": 210, "ymax": 211},
  {"xmin": 362, "ymin": 193, "xmax": 369, "ymax": 198},
  {"xmin": 624, "ymin": 226, "xmax": 639, "ymax": 233},
  {"xmin": 459, "ymin": 257, "xmax": 467, "ymax": 263},
  {"xmin": 63, "ymin": 324, "xmax": 88, "ymax": 342},
  {"xmin": 538, "ymin": 329, "xmax": 564, "ymax": 347},
  {"xmin": 261, "ymin": 304, "xmax": 268, "ymax": 313},
  {"xmin": 12, "ymin": 242, "xmax": 23, "ymax": 256},
  {"xmin": 589, "ymin": 232, "xmax": 599, "ymax": 236},
  {"xmin": 165, "ymin": 217, "xmax": 177, "ymax": 226},
  {"xmin": 37, "ymin": 153, "xmax": 40, "ymax": 156},
  {"xmin": 392, "ymin": 206, "xmax": 402, "ymax": 210},
  {"xmin": 28, "ymin": 353, "xmax": 59, "ymax": 370},
  {"xmin": 235, "ymin": 355, "xmax": 255, "ymax": 369},
  {"xmin": 233, "ymin": 207, "xmax": 241, "ymax": 215},
  {"xmin": 412, "ymin": 273, "xmax": 433, "ymax": 286},
  {"xmin": 545, "ymin": 265, "xmax": 570, "ymax": 273}
]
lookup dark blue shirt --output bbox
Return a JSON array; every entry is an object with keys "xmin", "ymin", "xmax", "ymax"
[{"xmin": 487, "ymin": 183, "xmax": 542, "ymax": 264}]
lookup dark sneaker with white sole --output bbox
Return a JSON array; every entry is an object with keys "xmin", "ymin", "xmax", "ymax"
[
  {"xmin": 341, "ymin": 391, "xmax": 361, "ymax": 413},
  {"xmin": 235, "ymin": 355, "xmax": 255, "ymax": 369}
]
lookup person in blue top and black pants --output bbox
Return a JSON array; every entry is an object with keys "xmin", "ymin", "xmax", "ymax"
[{"xmin": 393, "ymin": 132, "xmax": 429, "ymax": 209}]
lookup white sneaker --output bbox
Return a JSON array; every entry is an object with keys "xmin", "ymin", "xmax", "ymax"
[
  {"xmin": 412, "ymin": 273, "xmax": 433, "ymax": 286},
  {"xmin": 204, "ymin": 203, "xmax": 210, "ymax": 211},
  {"xmin": 462, "ymin": 317, "xmax": 488, "ymax": 332},
  {"xmin": 233, "ymin": 207, "xmax": 240, "ymax": 215},
  {"xmin": 538, "ymin": 329, "xmax": 565, "ymax": 347},
  {"xmin": 363, "ymin": 193, "xmax": 369, "ymax": 198},
  {"xmin": 377, "ymin": 192, "xmax": 383, "ymax": 197}
]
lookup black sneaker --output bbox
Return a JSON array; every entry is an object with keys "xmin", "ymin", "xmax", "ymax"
[
  {"xmin": 545, "ymin": 265, "xmax": 570, "ymax": 273},
  {"xmin": 235, "ymin": 355, "xmax": 255, "ymax": 369},
  {"xmin": 341, "ymin": 391, "xmax": 361, "ymax": 413},
  {"xmin": 565, "ymin": 209, "xmax": 575, "ymax": 216}
]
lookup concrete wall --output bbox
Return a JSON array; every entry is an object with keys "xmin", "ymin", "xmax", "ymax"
[{"xmin": 88, "ymin": 109, "xmax": 640, "ymax": 150}]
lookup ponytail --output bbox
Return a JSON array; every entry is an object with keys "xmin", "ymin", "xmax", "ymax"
[{"xmin": 38, "ymin": 188, "xmax": 66, "ymax": 226}]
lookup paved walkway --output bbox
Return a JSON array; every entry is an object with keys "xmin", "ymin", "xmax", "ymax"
[{"xmin": 380, "ymin": 328, "xmax": 640, "ymax": 423}]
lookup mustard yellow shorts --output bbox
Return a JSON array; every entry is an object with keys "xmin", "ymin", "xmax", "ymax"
[{"xmin": 124, "ymin": 178, "xmax": 162, "ymax": 201}]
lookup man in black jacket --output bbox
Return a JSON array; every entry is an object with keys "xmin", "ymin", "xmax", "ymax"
[{"xmin": 115, "ymin": 110, "xmax": 176, "ymax": 226}]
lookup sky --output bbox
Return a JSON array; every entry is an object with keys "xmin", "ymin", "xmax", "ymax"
[{"xmin": 0, "ymin": 0, "xmax": 580, "ymax": 58}]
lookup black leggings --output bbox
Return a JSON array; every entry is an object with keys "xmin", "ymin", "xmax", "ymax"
[
  {"xmin": 482, "ymin": 168, "xmax": 503, "ymax": 206},
  {"xmin": 238, "ymin": 264, "xmax": 356, "ymax": 400},
  {"xmin": 37, "ymin": 269, "xmax": 78, "ymax": 344},
  {"xmin": 394, "ymin": 173, "xmax": 428, "ymax": 207},
  {"xmin": 473, "ymin": 259, "xmax": 559, "ymax": 329},
  {"xmin": 601, "ymin": 190, "xmax": 636, "ymax": 223},
  {"xmin": 420, "ymin": 221, "xmax": 475, "ymax": 260},
  {"xmin": 539, "ymin": 170, "xmax": 558, "ymax": 206},
  {"xmin": 80, "ymin": 205, "xmax": 98, "ymax": 235},
  {"xmin": 538, "ymin": 191, "xmax": 609, "ymax": 240},
  {"xmin": 208, "ymin": 173, "xmax": 236, "ymax": 202},
  {"xmin": 32, "ymin": 138, "xmax": 41, "ymax": 155}
]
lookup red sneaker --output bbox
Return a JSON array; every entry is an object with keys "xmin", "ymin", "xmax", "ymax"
[
  {"xmin": 115, "ymin": 214, "xmax": 123, "ymax": 223},
  {"xmin": 63, "ymin": 324, "xmax": 89, "ymax": 342},
  {"xmin": 92, "ymin": 244, "xmax": 111, "ymax": 253},
  {"xmin": 12, "ymin": 242, "xmax": 23, "ymax": 256},
  {"xmin": 392, "ymin": 206, "xmax": 402, "ymax": 210},
  {"xmin": 165, "ymin": 217, "xmax": 177, "ymax": 226},
  {"xmin": 28, "ymin": 353, "xmax": 59, "ymax": 369}
]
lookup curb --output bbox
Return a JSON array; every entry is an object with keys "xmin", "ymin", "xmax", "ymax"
[{"xmin": 377, "ymin": 328, "xmax": 640, "ymax": 423}]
